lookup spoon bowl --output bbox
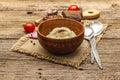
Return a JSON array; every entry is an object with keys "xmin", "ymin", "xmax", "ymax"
[{"xmin": 90, "ymin": 21, "xmax": 103, "ymax": 36}]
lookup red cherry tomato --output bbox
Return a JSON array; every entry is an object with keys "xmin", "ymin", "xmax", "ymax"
[
  {"xmin": 68, "ymin": 5, "xmax": 79, "ymax": 11},
  {"xmin": 23, "ymin": 22, "xmax": 35, "ymax": 33}
]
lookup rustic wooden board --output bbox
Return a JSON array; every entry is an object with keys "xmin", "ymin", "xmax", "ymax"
[{"xmin": 0, "ymin": 0, "xmax": 120, "ymax": 80}]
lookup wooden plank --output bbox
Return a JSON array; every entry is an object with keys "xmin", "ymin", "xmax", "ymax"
[
  {"xmin": 0, "ymin": 39, "xmax": 120, "ymax": 62},
  {"xmin": 0, "ymin": 6, "xmax": 119, "ymax": 21},
  {"xmin": 0, "ymin": 21, "xmax": 26, "ymax": 39},
  {"xmin": 0, "ymin": 0, "xmax": 119, "ymax": 11},
  {"xmin": 0, "ymin": 0, "xmax": 119, "ymax": 1},
  {"xmin": 0, "ymin": 56, "xmax": 119, "ymax": 80},
  {"xmin": 0, "ymin": 10, "xmax": 119, "ymax": 22},
  {"xmin": 0, "ymin": 11, "xmax": 45, "ymax": 22},
  {"xmin": 1, "ymin": 22, "xmax": 120, "ymax": 39}
]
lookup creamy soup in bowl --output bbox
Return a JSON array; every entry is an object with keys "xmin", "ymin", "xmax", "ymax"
[{"xmin": 46, "ymin": 27, "xmax": 77, "ymax": 39}]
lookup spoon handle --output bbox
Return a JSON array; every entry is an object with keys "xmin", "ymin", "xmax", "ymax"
[
  {"xmin": 91, "ymin": 36, "xmax": 96, "ymax": 63},
  {"xmin": 90, "ymin": 36, "xmax": 103, "ymax": 69},
  {"xmin": 91, "ymin": 50, "xmax": 94, "ymax": 64}
]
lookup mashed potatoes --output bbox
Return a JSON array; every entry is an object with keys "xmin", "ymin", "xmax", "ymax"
[{"xmin": 46, "ymin": 27, "xmax": 76, "ymax": 39}]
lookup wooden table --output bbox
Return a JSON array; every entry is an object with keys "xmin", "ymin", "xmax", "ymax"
[{"xmin": 0, "ymin": 0, "xmax": 120, "ymax": 80}]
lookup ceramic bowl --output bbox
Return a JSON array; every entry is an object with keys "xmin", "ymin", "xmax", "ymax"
[{"xmin": 37, "ymin": 18, "xmax": 84, "ymax": 55}]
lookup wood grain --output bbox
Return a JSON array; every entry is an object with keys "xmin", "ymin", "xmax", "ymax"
[{"xmin": 0, "ymin": 0, "xmax": 120, "ymax": 80}]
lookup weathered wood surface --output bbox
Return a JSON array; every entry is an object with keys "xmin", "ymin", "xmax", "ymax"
[{"xmin": 0, "ymin": 0, "xmax": 120, "ymax": 80}]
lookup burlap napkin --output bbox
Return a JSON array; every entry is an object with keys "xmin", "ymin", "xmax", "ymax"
[{"xmin": 11, "ymin": 24, "xmax": 108, "ymax": 69}]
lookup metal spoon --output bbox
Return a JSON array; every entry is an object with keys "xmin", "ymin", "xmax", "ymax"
[
  {"xmin": 90, "ymin": 22, "xmax": 103, "ymax": 64},
  {"xmin": 84, "ymin": 22, "xmax": 103, "ymax": 69}
]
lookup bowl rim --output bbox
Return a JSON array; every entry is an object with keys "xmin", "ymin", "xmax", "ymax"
[{"xmin": 37, "ymin": 18, "xmax": 84, "ymax": 40}]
